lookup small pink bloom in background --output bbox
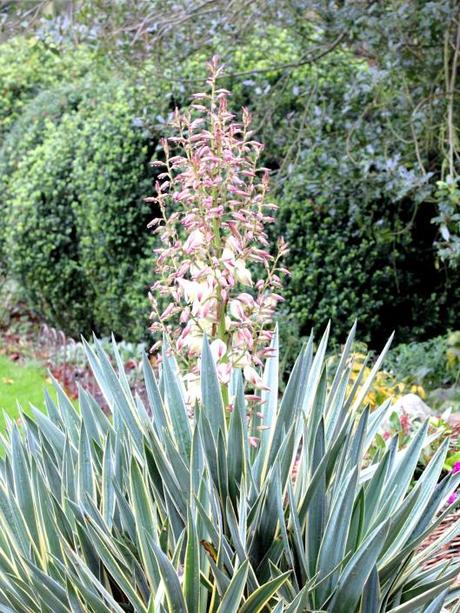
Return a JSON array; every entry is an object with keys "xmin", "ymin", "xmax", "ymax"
[
  {"xmin": 448, "ymin": 492, "xmax": 457, "ymax": 505},
  {"xmin": 452, "ymin": 462, "xmax": 460, "ymax": 474},
  {"xmin": 399, "ymin": 412, "xmax": 410, "ymax": 435}
]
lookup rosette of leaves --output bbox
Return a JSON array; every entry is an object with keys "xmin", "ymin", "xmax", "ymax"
[{"xmin": 0, "ymin": 325, "xmax": 459, "ymax": 611}]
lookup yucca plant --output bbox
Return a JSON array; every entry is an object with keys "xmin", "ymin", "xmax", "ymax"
[{"xmin": 0, "ymin": 324, "xmax": 460, "ymax": 612}]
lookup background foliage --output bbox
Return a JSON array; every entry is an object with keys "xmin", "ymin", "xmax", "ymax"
[{"xmin": 0, "ymin": 0, "xmax": 459, "ymax": 348}]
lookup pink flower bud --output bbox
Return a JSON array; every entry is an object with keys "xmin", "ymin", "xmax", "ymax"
[
  {"xmin": 245, "ymin": 394, "xmax": 262, "ymax": 403},
  {"xmin": 216, "ymin": 362, "xmax": 232, "ymax": 384},
  {"xmin": 160, "ymin": 303, "xmax": 176, "ymax": 320},
  {"xmin": 180, "ymin": 307, "xmax": 191, "ymax": 324}
]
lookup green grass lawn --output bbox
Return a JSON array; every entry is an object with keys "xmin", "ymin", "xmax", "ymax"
[{"xmin": 0, "ymin": 355, "xmax": 54, "ymax": 429}]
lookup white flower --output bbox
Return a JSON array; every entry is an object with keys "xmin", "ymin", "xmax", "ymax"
[
  {"xmin": 177, "ymin": 278, "xmax": 213, "ymax": 304},
  {"xmin": 243, "ymin": 365, "xmax": 265, "ymax": 388},
  {"xmin": 217, "ymin": 362, "xmax": 232, "ymax": 384},
  {"xmin": 235, "ymin": 260, "xmax": 252, "ymax": 286},
  {"xmin": 229, "ymin": 299, "xmax": 246, "ymax": 321},
  {"xmin": 179, "ymin": 322, "xmax": 203, "ymax": 355},
  {"xmin": 183, "ymin": 373, "xmax": 201, "ymax": 406},
  {"xmin": 222, "ymin": 246, "xmax": 236, "ymax": 264},
  {"xmin": 210, "ymin": 338, "xmax": 227, "ymax": 361}
]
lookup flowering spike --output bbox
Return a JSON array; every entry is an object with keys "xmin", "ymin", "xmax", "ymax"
[{"xmin": 148, "ymin": 59, "xmax": 288, "ymax": 402}]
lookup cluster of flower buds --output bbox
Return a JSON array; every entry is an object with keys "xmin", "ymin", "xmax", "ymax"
[{"xmin": 148, "ymin": 56, "xmax": 288, "ymax": 404}]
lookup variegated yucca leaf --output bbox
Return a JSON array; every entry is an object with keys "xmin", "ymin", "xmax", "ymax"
[{"xmin": 0, "ymin": 325, "xmax": 459, "ymax": 612}]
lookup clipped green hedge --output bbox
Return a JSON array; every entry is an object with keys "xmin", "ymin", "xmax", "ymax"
[
  {"xmin": 3, "ymin": 78, "xmax": 164, "ymax": 339},
  {"xmin": 72, "ymin": 82, "xmax": 159, "ymax": 339},
  {"xmin": 279, "ymin": 144, "xmax": 460, "ymax": 346},
  {"xmin": 0, "ymin": 37, "xmax": 98, "ymax": 265},
  {"xmin": 4, "ymin": 112, "xmax": 94, "ymax": 335},
  {"xmin": 0, "ymin": 84, "xmax": 87, "ymax": 262}
]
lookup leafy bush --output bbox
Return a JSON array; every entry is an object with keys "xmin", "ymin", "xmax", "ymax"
[
  {"xmin": 272, "ymin": 53, "xmax": 460, "ymax": 346},
  {"xmin": 0, "ymin": 36, "xmax": 163, "ymax": 340},
  {"xmin": 0, "ymin": 82, "xmax": 91, "ymax": 179},
  {"xmin": 2, "ymin": 78, "xmax": 164, "ymax": 339},
  {"xmin": 0, "ymin": 86, "xmax": 77, "ymax": 265},
  {"xmin": 0, "ymin": 36, "xmax": 96, "ymax": 138},
  {"xmin": 386, "ymin": 333, "xmax": 460, "ymax": 413},
  {"xmin": 0, "ymin": 46, "xmax": 101, "ymax": 265},
  {"xmin": 0, "ymin": 327, "xmax": 459, "ymax": 611},
  {"xmin": 4, "ymin": 113, "xmax": 94, "ymax": 335},
  {"xmin": 71, "ymin": 82, "xmax": 159, "ymax": 340},
  {"xmin": 386, "ymin": 336, "xmax": 452, "ymax": 391}
]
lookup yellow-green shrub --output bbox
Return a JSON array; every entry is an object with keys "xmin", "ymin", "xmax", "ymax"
[{"xmin": 0, "ymin": 36, "xmax": 96, "ymax": 138}]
